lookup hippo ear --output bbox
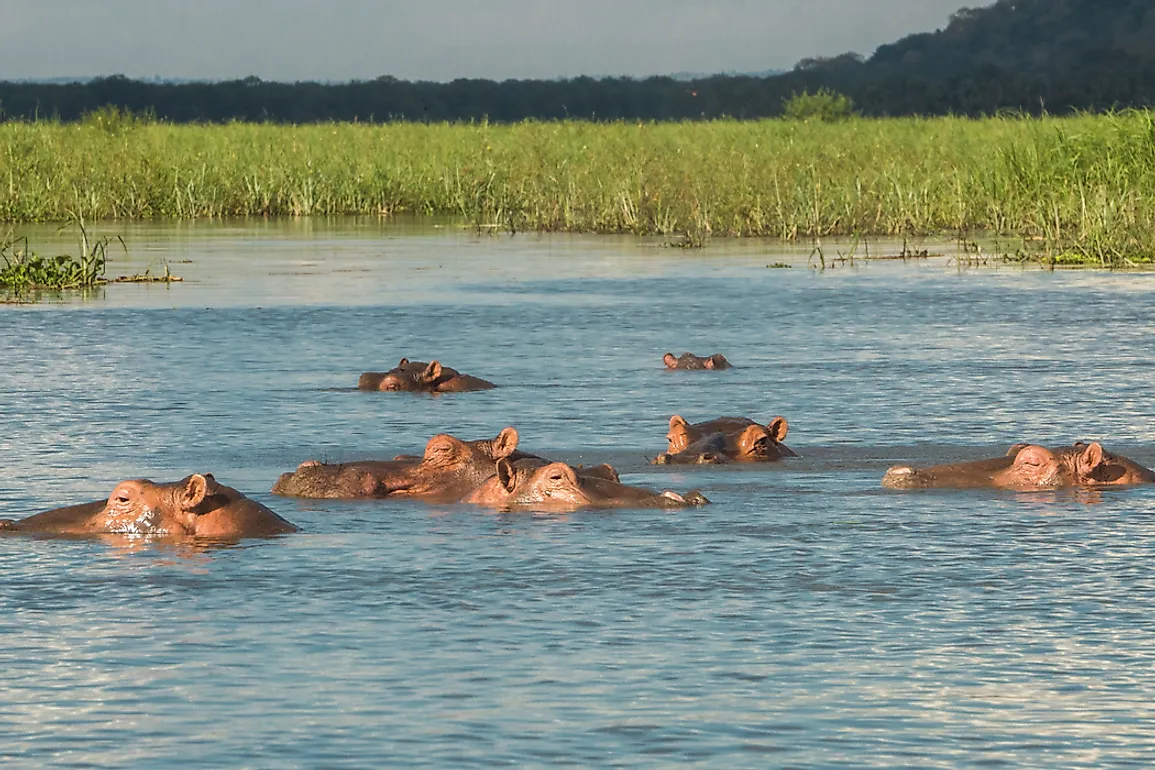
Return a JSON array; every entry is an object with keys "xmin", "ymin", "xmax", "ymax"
[
  {"xmin": 1006, "ymin": 443, "xmax": 1030, "ymax": 457},
  {"xmin": 663, "ymin": 353, "xmax": 677, "ymax": 369},
  {"xmin": 1078, "ymin": 441, "xmax": 1106, "ymax": 472},
  {"xmin": 398, "ymin": 357, "xmax": 410, "ymax": 368},
  {"xmin": 496, "ymin": 459, "xmax": 517, "ymax": 492},
  {"xmin": 767, "ymin": 416, "xmax": 789, "ymax": 442},
  {"xmin": 179, "ymin": 474, "xmax": 212, "ymax": 510},
  {"xmin": 492, "ymin": 427, "xmax": 519, "ymax": 458},
  {"xmin": 669, "ymin": 415, "xmax": 689, "ymax": 430},
  {"xmin": 738, "ymin": 424, "xmax": 767, "ymax": 452},
  {"xmin": 703, "ymin": 358, "xmax": 716, "ymax": 370},
  {"xmin": 421, "ymin": 361, "xmax": 443, "ymax": 383}
]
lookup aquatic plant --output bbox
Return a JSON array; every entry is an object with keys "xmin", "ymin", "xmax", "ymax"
[
  {"xmin": 0, "ymin": 229, "xmax": 111, "ymax": 291},
  {"xmin": 1, "ymin": 111, "xmax": 1154, "ymax": 265},
  {"xmin": 0, "ymin": 221, "xmax": 178, "ymax": 295}
]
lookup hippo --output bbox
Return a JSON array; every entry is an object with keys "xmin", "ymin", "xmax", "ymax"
[
  {"xmin": 653, "ymin": 415, "xmax": 797, "ymax": 464},
  {"xmin": 663, "ymin": 352, "xmax": 732, "ymax": 370},
  {"xmin": 463, "ymin": 459, "xmax": 711, "ymax": 512},
  {"xmin": 272, "ymin": 427, "xmax": 520, "ymax": 501},
  {"xmin": 0, "ymin": 474, "xmax": 297, "ymax": 540},
  {"xmin": 881, "ymin": 441, "xmax": 1155, "ymax": 490},
  {"xmin": 358, "ymin": 358, "xmax": 496, "ymax": 393}
]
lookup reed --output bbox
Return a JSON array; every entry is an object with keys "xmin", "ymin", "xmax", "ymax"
[{"xmin": 1, "ymin": 112, "xmax": 1153, "ymax": 265}]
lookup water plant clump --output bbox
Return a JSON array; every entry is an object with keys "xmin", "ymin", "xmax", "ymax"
[
  {"xmin": 0, "ymin": 223, "xmax": 178, "ymax": 295},
  {"xmin": 0, "ymin": 234, "xmax": 109, "ymax": 291},
  {"xmin": 1, "ymin": 111, "xmax": 1154, "ymax": 266}
]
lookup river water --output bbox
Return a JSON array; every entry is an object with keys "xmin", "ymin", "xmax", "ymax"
[{"xmin": 2, "ymin": 220, "xmax": 1154, "ymax": 768}]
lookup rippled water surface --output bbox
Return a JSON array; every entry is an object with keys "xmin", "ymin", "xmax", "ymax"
[{"xmin": 3, "ymin": 220, "xmax": 1155, "ymax": 768}]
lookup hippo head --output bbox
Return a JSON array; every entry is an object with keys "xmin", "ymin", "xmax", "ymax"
[
  {"xmin": 100, "ymin": 474, "xmax": 222, "ymax": 535},
  {"xmin": 371, "ymin": 358, "xmax": 451, "ymax": 392},
  {"xmin": 664, "ymin": 415, "xmax": 790, "ymax": 462},
  {"xmin": 476, "ymin": 460, "xmax": 594, "ymax": 511},
  {"xmin": 384, "ymin": 427, "xmax": 521, "ymax": 500},
  {"xmin": 421, "ymin": 427, "xmax": 518, "ymax": 469},
  {"xmin": 1061, "ymin": 441, "xmax": 1155, "ymax": 486},
  {"xmin": 882, "ymin": 444, "xmax": 1073, "ymax": 490},
  {"xmin": 662, "ymin": 352, "xmax": 731, "ymax": 370},
  {"xmin": 478, "ymin": 459, "xmax": 709, "ymax": 511}
]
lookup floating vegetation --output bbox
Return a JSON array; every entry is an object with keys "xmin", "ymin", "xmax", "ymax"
[
  {"xmin": 1, "ymin": 112, "xmax": 1154, "ymax": 266},
  {"xmin": 0, "ymin": 234, "xmax": 108, "ymax": 291},
  {"xmin": 0, "ymin": 222, "xmax": 179, "ymax": 296}
]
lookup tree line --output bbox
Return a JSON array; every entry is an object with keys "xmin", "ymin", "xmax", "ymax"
[{"xmin": 1, "ymin": 0, "xmax": 1152, "ymax": 123}]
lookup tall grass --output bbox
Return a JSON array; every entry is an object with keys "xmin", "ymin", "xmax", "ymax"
[{"xmin": 1, "ymin": 112, "xmax": 1153, "ymax": 264}]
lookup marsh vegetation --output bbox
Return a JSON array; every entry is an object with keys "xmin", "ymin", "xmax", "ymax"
[
  {"xmin": 1, "ymin": 111, "xmax": 1153, "ymax": 266},
  {"xmin": 0, "ymin": 220, "xmax": 179, "ymax": 297}
]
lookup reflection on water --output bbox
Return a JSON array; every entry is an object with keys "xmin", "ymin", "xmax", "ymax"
[{"xmin": 2, "ymin": 219, "xmax": 1155, "ymax": 768}]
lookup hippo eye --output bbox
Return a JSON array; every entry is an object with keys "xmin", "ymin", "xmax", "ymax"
[{"xmin": 115, "ymin": 493, "xmax": 131, "ymax": 504}]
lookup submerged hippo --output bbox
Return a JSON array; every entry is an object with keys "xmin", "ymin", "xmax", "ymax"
[
  {"xmin": 358, "ymin": 358, "xmax": 496, "ymax": 393},
  {"xmin": 881, "ymin": 441, "xmax": 1155, "ymax": 490},
  {"xmin": 0, "ymin": 474, "xmax": 297, "ymax": 540},
  {"xmin": 272, "ymin": 427, "xmax": 520, "ymax": 501},
  {"xmin": 663, "ymin": 352, "xmax": 732, "ymax": 370},
  {"xmin": 464, "ymin": 458, "xmax": 711, "ymax": 512},
  {"xmin": 653, "ymin": 415, "xmax": 797, "ymax": 464}
]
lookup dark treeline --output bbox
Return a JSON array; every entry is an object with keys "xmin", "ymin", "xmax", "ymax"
[{"xmin": 2, "ymin": 0, "xmax": 1153, "ymax": 123}]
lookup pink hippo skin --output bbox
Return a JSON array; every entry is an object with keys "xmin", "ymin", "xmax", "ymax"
[
  {"xmin": 272, "ymin": 427, "xmax": 520, "ymax": 501},
  {"xmin": 463, "ymin": 459, "xmax": 710, "ymax": 512},
  {"xmin": 881, "ymin": 441, "xmax": 1155, "ymax": 490},
  {"xmin": 653, "ymin": 415, "xmax": 797, "ymax": 464},
  {"xmin": 662, "ymin": 352, "xmax": 732, "ymax": 370},
  {"xmin": 358, "ymin": 358, "xmax": 496, "ymax": 393},
  {"xmin": 0, "ymin": 474, "xmax": 297, "ymax": 540}
]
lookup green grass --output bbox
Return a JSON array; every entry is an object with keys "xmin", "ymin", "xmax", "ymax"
[{"xmin": 2, "ymin": 112, "xmax": 1154, "ymax": 265}]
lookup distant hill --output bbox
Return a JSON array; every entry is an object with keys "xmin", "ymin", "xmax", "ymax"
[
  {"xmin": 789, "ymin": 0, "xmax": 1155, "ymax": 113},
  {"xmin": 0, "ymin": 0, "xmax": 1150, "ymax": 122}
]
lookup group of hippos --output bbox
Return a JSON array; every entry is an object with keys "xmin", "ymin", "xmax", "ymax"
[{"xmin": 3, "ymin": 351, "xmax": 1153, "ymax": 543}]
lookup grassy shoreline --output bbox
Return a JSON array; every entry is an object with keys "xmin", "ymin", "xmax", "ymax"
[{"xmin": 2, "ymin": 112, "xmax": 1153, "ymax": 265}]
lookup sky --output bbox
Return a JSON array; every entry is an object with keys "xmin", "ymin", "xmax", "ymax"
[{"xmin": 0, "ymin": 0, "xmax": 993, "ymax": 83}]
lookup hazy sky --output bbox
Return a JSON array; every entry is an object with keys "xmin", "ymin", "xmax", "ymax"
[{"xmin": 1, "ymin": 1, "xmax": 992, "ymax": 82}]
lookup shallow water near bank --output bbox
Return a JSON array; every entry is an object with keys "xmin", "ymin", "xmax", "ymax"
[{"xmin": 2, "ymin": 219, "xmax": 1155, "ymax": 768}]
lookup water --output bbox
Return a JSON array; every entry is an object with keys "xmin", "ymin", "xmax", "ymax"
[{"xmin": 3, "ymin": 220, "xmax": 1155, "ymax": 768}]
